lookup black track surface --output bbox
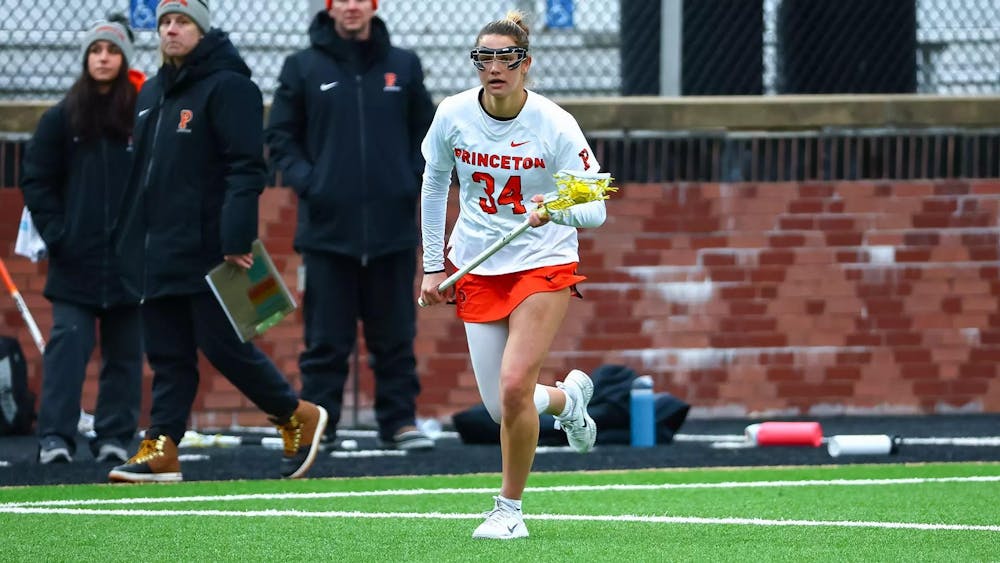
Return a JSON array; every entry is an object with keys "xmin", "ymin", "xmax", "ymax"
[{"xmin": 2, "ymin": 414, "xmax": 998, "ymax": 487}]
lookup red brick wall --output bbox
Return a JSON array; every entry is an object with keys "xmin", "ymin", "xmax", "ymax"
[{"xmin": 2, "ymin": 179, "xmax": 999, "ymax": 427}]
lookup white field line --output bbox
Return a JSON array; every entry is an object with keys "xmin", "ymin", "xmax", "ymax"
[
  {"xmin": 0, "ymin": 506, "xmax": 997, "ymax": 532},
  {"xmin": 330, "ymin": 450, "xmax": 408, "ymax": 458},
  {"xmin": 4, "ymin": 475, "xmax": 999, "ymax": 508},
  {"xmin": 673, "ymin": 434, "xmax": 1000, "ymax": 447},
  {"xmin": 195, "ymin": 427, "xmax": 462, "ymax": 441},
  {"xmin": 674, "ymin": 434, "xmax": 747, "ymax": 442}
]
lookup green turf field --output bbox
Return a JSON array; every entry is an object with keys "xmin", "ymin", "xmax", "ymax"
[{"xmin": 2, "ymin": 462, "xmax": 998, "ymax": 562}]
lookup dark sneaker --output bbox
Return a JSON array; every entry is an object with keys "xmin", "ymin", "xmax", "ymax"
[
  {"xmin": 108, "ymin": 435, "xmax": 182, "ymax": 483},
  {"xmin": 377, "ymin": 428, "xmax": 435, "ymax": 451},
  {"xmin": 38, "ymin": 436, "xmax": 73, "ymax": 464},
  {"xmin": 95, "ymin": 442, "xmax": 129, "ymax": 463},
  {"xmin": 317, "ymin": 433, "xmax": 342, "ymax": 451},
  {"xmin": 270, "ymin": 400, "xmax": 328, "ymax": 479}
]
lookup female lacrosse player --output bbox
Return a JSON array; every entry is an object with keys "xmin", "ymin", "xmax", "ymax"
[
  {"xmin": 20, "ymin": 14, "xmax": 146, "ymax": 465},
  {"xmin": 419, "ymin": 10, "xmax": 607, "ymax": 540}
]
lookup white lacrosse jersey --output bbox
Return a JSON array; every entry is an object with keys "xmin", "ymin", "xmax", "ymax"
[{"xmin": 421, "ymin": 87, "xmax": 601, "ymax": 275}]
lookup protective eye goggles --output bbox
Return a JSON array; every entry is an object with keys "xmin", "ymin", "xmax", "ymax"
[{"xmin": 470, "ymin": 46, "xmax": 528, "ymax": 71}]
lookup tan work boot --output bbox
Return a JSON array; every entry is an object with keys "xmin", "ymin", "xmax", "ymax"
[
  {"xmin": 270, "ymin": 400, "xmax": 328, "ymax": 479},
  {"xmin": 108, "ymin": 435, "xmax": 182, "ymax": 483}
]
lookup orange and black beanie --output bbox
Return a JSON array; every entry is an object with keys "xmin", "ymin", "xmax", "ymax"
[
  {"xmin": 157, "ymin": 0, "xmax": 211, "ymax": 33},
  {"xmin": 81, "ymin": 19, "xmax": 135, "ymax": 67}
]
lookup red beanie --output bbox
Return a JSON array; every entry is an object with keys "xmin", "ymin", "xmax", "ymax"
[{"xmin": 326, "ymin": 0, "xmax": 378, "ymax": 9}]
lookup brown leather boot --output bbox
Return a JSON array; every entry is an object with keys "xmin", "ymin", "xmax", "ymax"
[
  {"xmin": 270, "ymin": 400, "xmax": 328, "ymax": 479},
  {"xmin": 108, "ymin": 435, "xmax": 182, "ymax": 483}
]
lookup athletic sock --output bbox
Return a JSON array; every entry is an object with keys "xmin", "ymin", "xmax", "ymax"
[
  {"xmin": 498, "ymin": 495, "xmax": 522, "ymax": 511},
  {"xmin": 533, "ymin": 385, "xmax": 550, "ymax": 414},
  {"xmin": 557, "ymin": 391, "xmax": 575, "ymax": 419}
]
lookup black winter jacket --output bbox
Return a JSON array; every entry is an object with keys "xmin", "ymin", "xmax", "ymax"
[
  {"xmin": 115, "ymin": 30, "xmax": 265, "ymax": 299},
  {"xmin": 265, "ymin": 13, "xmax": 436, "ymax": 261},
  {"xmin": 20, "ymin": 99, "xmax": 137, "ymax": 308}
]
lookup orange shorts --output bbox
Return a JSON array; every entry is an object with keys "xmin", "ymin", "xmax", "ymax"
[{"xmin": 454, "ymin": 263, "xmax": 585, "ymax": 323}]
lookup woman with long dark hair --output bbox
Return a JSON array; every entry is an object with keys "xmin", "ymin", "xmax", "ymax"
[{"xmin": 20, "ymin": 14, "xmax": 146, "ymax": 465}]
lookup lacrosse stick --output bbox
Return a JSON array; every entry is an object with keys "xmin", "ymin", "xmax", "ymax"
[
  {"xmin": 0, "ymin": 257, "xmax": 46, "ymax": 353},
  {"xmin": 419, "ymin": 169, "xmax": 615, "ymax": 307}
]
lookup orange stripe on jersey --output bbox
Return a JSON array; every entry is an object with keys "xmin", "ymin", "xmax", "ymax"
[{"xmin": 454, "ymin": 263, "xmax": 585, "ymax": 323}]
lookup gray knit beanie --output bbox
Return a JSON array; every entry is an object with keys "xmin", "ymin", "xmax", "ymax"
[
  {"xmin": 80, "ymin": 20, "xmax": 135, "ymax": 67},
  {"xmin": 157, "ymin": 0, "xmax": 211, "ymax": 33}
]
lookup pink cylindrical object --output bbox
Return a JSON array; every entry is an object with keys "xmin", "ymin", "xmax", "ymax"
[{"xmin": 754, "ymin": 422, "xmax": 824, "ymax": 447}]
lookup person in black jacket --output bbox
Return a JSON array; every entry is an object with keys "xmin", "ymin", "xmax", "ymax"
[
  {"xmin": 20, "ymin": 15, "xmax": 145, "ymax": 465},
  {"xmin": 266, "ymin": 0, "xmax": 436, "ymax": 450},
  {"xmin": 108, "ymin": 0, "xmax": 327, "ymax": 483}
]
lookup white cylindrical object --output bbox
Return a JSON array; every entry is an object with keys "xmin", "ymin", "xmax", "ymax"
[
  {"xmin": 261, "ymin": 437, "xmax": 284, "ymax": 450},
  {"xmin": 744, "ymin": 423, "xmax": 761, "ymax": 445},
  {"xmin": 215, "ymin": 435, "xmax": 241, "ymax": 447},
  {"xmin": 828, "ymin": 434, "xmax": 898, "ymax": 457}
]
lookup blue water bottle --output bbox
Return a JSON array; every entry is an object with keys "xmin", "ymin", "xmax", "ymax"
[{"xmin": 630, "ymin": 375, "xmax": 656, "ymax": 447}]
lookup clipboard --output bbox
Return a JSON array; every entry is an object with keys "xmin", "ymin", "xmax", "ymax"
[{"xmin": 205, "ymin": 239, "xmax": 297, "ymax": 342}]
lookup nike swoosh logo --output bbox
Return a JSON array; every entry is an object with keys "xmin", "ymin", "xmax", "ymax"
[
  {"xmin": 320, "ymin": 81, "xmax": 339, "ymax": 91},
  {"xmin": 544, "ymin": 274, "xmax": 556, "ymax": 282},
  {"xmin": 138, "ymin": 108, "xmax": 151, "ymax": 117},
  {"xmin": 507, "ymin": 523, "xmax": 519, "ymax": 533},
  {"xmin": 510, "ymin": 140, "xmax": 530, "ymax": 147}
]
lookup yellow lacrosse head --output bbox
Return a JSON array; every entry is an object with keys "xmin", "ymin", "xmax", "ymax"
[{"xmin": 543, "ymin": 170, "xmax": 617, "ymax": 212}]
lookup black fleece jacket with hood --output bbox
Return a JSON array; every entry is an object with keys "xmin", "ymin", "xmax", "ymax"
[
  {"xmin": 115, "ymin": 29, "xmax": 265, "ymax": 300},
  {"xmin": 265, "ymin": 12, "xmax": 436, "ymax": 262},
  {"xmin": 21, "ymin": 99, "xmax": 137, "ymax": 309}
]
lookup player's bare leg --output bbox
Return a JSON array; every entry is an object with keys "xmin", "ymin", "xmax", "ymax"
[{"xmin": 498, "ymin": 288, "xmax": 570, "ymax": 500}]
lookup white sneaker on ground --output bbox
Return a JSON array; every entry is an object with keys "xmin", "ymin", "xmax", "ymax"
[
  {"xmin": 38, "ymin": 436, "xmax": 72, "ymax": 464},
  {"xmin": 376, "ymin": 429, "xmax": 435, "ymax": 451},
  {"xmin": 554, "ymin": 369, "xmax": 597, "ymax": 453},
  {"xmin": 38, "ymin": 446, "xmax": 72, "ymax": 464},
  {"xmin": 95, "ymin": 443, "xmax": 129, "ymax": 463},
  {"xmin": 472, "ymin": 497, "xmax": 529, "ymax": 540}
]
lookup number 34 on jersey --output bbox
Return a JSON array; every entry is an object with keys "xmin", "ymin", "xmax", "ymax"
[{"xmin": 454, "ymin": 146, "xmax": 593, "ymax": 216}]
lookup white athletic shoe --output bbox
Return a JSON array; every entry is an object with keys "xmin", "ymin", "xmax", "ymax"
[
  {"xmin": 38, "ymin": 445, "xmax": 72, "ymax": 464},
  {"xmin": 472, "ymin": 497, "xmax": 529, "ymax": 540},
  {"xmin": 554, "ymin": 369, "xmax": 597, "ymax": 453},
  {"xmin": 95, "ymin": 443, "xmax": 129, "ymax": 463}
]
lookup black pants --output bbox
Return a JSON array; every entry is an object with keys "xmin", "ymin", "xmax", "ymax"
[
  {"xmin": 299, "ymin": 249, "xmax": 420, "ymax": 441},
  {"xmin": 142, "ymin": 292, "xmax": 299, "ymax": 445},
  {"xmin": 37, "ymin": 300, "xmax": 142, "ymax": 455}
]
